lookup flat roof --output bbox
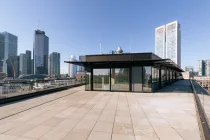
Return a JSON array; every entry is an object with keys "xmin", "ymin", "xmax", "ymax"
[{"xmin": 65, "ymin": 52, "xmax": 184, "ymax": 72}]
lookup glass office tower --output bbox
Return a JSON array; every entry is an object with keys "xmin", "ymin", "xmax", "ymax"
[
  {"xmin": 49, "ymin": 52, "xmax": 60, "ymax": 77},
  {"xmin": 0, "ymin": 32, "xmax": 18, "ymax": 73},
  {"xmin": 33, "ymin": 30, "xmax": 49, "ymax": 75}
]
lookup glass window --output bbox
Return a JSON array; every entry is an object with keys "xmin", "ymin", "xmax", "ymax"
[
  {"xmin": 132, "ymin": 67, "xmax": 142, "ymax": 92},
  {"xmin": 93, "ymin": 69, "xmax": 110, "ymax": 90},
  {"xmin": 111, "ymin": 68, "xmax": 129, "ymax": 91},
  {"xmin": 152, "ymin": 67, "xmax": 159, "ymax": 83},
  {"xmin": 85, "ymin": 71, "xmax": 91, "ymax": 90},
  {"xmin": 143, "ymin": 66, "xmax": 152, "ymax": 92}
]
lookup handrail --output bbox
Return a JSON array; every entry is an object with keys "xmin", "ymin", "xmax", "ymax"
[{"xmin": 190, "ymin": 79, "xmax": 210, "ymax": 140}]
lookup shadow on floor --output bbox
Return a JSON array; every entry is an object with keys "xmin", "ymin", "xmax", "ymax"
[{"xmin": 156, "ymin": 80, "xmax": 193, "ymax": 93}]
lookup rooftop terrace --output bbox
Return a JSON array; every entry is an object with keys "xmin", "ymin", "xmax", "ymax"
[{"xmin": 0, "ymin": 80, "xmax": 205, "ymax": 140}]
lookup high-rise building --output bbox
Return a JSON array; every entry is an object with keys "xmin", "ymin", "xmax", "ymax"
[
  {"xmin": 49, "ymin": 52, "xmax": 60, "ymax": 77},
  {"xmin": 26, "ymin": 50, "xmax": 31, "ymax": 74},
  {"xmin": 155, "ymin": 25, "xmax": 166, "ymax": 59},
  {"xmin": 198, "ymin": 60, "xmax": 206, "ymax": 76},
  {"xmin": 6, "ymin": 56, "xmax": 19, "ymax": 79},
  {"xmin": 78, "ymin": 55, "xmax": 85, "ymax": 73},
  {"xmin": 33, "ymin": 29, "xmax": 49, "ymax": 75},
  {"xmin": 185, "ymin": 66, "xmax": 194, "ymax": 72},
  {"xmin": 0, "ymin": 32, "xmax": 18, "ymax": 73},
  {"xmin": 206, "ymin": 60, "xmax": 210, "ymax": 77},
  {"xmin": 69, "ymin": 55, "xmax": 77, "ymax": 78},
  {"xmin": 31, "ymin": 59, "xmax": 34, "ymax": 74},
  {"xmin": 155, "ymin": 21, "xmax": 181, "ymax": 66},
  {"xmin": 19, "ymin": 53, "xmax": 28, "ymax": 75}
]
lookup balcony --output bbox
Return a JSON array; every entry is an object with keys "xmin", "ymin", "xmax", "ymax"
[{"xmin": 0, "ymin": 80, "xmax": 209, "ymax": 140}]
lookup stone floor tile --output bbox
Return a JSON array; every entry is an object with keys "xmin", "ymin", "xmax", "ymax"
[
  {"xmin": 4, "ymin": 124, "xmax": 35, "ymax": 136},
  {"xmin": 115, "ymin": 116, "xmax": 131, "ymax": 124},
  {"xmin": 111, "ymin": 134, "xmax": 135, "ymax": 140},
  {"xmin": 68, "ymin": 112, "xmax": 85, "ymax": 119},
  {"xmin": 82, "ymin": 114, "xmax": 100, "ymax": 121},
  {"xmin": 14, "ymin": 137, "xmax": 37, "ymax": 140},
  {"xmin": 113, "ymin": 123, "xmax": 134, "ymax": 135},
  {"xmin": 22, "ymin": 125, "xmax": 52, "ymax": 139},
  {"xmin": 132, "ymin": 117, "xmax": 150, "ymax": 126},
  {"xmin": 74, "ymin": 119, "xmax": 96, "ymax": 130},
  {"xmin": 93, "ymin": 121, "xmax": 113, "ymax": 133},
  {"xmin": 63, "ymin": 129, "xmax": 91, "ymax": 140},
  {"xmin": 116, "ymin": 110, "xmax": 130, "ymax": 117},
  {"xmin": 99, "ymin": 115, "xmax": 115, "ymax": 123},
  {"xmin": 87, "ymin": 131, "xmax": 111, "ymax": 140},
  {"xmin": 41, "ymin": 117, "xmax": 64, "ymax": 127},
  {"xmin": 0, "ymin": 122, "xmax": 20, "ymax": 134},
  {"xmin": 135, "ymin": 135, "xmax": 159, "ymax": 140},
  {"xmin": 0, "ymin": 134, "xmax": 17, "ymax": 140},
  {"xmin": 148, "ymin": 118, "xmax": 169, "ymax": 127},
  {"xmin": 39, "ymin": 126, "xmax": 71, "ymax": 140},
  {"xmin": 176, "ymin": 129, "xmax": 201, "ymax": 140},
  {"xmin": 153, "ymin": 126, "xmax": 183, "ymax": 140},
  {"xmin": 133, "ymin": 125, "xmax": 158, "ymax": 139},
  {"xmin": 58, "ymin": 119, "xmax": 80, "ymax": 128}
]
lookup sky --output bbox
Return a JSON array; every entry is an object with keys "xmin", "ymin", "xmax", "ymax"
[{"xmin": 1, "ymin": 0, "xmax": 210, "ymax": 73}]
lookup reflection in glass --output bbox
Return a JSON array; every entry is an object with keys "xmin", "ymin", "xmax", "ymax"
[
  {"xmin": 93, "ymin": 69, "xmax": 110, "ymax": 90},
  {"xmin": 152, "ymin": 67, "xmax": 159, "ymax": 91},
  {"xmin": 111, "ymin": 68, "xmax": 129, "ymax": 91},
  {"xmin": 143, "ymin": 66, "xmax": 152, "ymax": 92},
  {"xmin": 85, "ymin": 68, "xmax": 91, "ymax": 90},
  {"xmin": 132, "ymin": 67, "xmax": 142, "ymax": 92}
]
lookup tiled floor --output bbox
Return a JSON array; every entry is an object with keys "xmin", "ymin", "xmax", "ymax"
[{"xmin": 0, "ymin": 86, "xmax": 201, "ymax": 140}]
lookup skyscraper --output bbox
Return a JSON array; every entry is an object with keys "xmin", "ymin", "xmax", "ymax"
[
  {"xmin": 198, "ymin": 60, "xmax": 206, "ymax": 76},
  {"xmin": 0, "ymin": 32, "xmax": 18, "ymax": 73},
  {"xmin": 26, "ymin": 50, "xmax": 31, "ymax": 74},
  {"xmin": 19, "ymin": 53, "xmax": 28, "ymax": 75},
  {"xmin": 49, "ymin": 52, "xmax": 60, "ymax": 77},
  {"xmin": 155, "ymin": 21, "xmax": 181, "ymax": 66},
  {"xmin": 69, "ymin": 55, "xmax": 77, "ymax": 78},
  {"xmin": 33, "ymin": 29, "xmax": 49, "ymax": 75},
  {"xmin": 155, "ymin": 25, "xmax": 166, "ymax": 59},
  {"xmin": 6, "ymin": 56, "xmax": 19, "ymax": 79},
  {"xmin": 206, "ymin": 60, "xmax": 210, "ymax": 77},
  {"xmin": 185, "ymin": 66, "xmax": 194, "ymax": 72}
]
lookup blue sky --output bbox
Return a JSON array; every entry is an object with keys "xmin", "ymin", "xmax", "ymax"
[{"xmin": 1, "ymin": 0, "xmax": 210, "ymax": 73}]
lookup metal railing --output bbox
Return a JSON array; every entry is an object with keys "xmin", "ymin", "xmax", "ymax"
[
  {"xmin": 190, "ymin": 79, "xmax": 210, "ymax": 140},
  {"xmin": 0, "ymin": 78, "xmax": 85, "ymax": 100}
]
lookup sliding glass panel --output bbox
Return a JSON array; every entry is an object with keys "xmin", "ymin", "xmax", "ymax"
[
  {"xmin": 93, "ymin": 69, "xmax": 110, "ymax": 90},
  {"xmin": 111, "ymin": 68, "xmax": 129, "ymax": 91},
  {"xmin": 143, "ymin": 66, "xmax": 152, "ymax": 92},
  {"xmin": 85, "ymin": 70, "xmax": 91, "ymax": 91},
  {"xmin": 152, "ymin": 67, "xmax": 159, "ymax": 91},
  {"xmin": 132, "ymin": 67, "xmax": 142, "ymax": 92}
]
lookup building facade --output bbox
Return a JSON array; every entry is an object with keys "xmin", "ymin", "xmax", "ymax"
[
  {"xmin": 0, "ymin": 32, "xmax": 18, "ymax": 74},
  {"xmin": 65, "ymin": 53, "xmax": 183, "ymax": 93},
  {"xmin": 69, "ymin": 55, "xmax": 77, "ymax": 78},
  {"xmin": 206, "ymin": 60, "xmax": 210, "ymax": 77},
  {"xmin": 155, "ymin": 25, "xmax": 166, "ymax": 59},
  {"xmin": 198, "ymin": 60, "xmax": 206, "ymax": 76},
  {"xmin": 33, "ymin": 29, "xmax": 49, "ymax": 75},
  {"xmin": 78, "ymin": 55, "xmax": 85, "ymax": 73},
  {"xmin": 155, "ymin": 21, "xmax": 181, "ymax": 66},
  {"xmin": 185, "ymin": 66, "xmax": 194, "ymax": 72},
  {"xmin": 49, "ymin": 52, "xmax": 60, "ymax": 77},
  {"xmin": 6, "ymin": 56, "xmax": 19, "ymax": 79},
  {"xmin": 26, "ymin": 50, "xmax": 31, "ymax": 74},
  {"xmin": 19, "ymin": 53, "xmax": 28, "ymax": 75}
]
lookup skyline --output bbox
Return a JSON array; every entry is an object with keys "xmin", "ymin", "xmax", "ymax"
[{"xmin": 1, "ymin": 0, "xmax": 210, "ymax": 73}]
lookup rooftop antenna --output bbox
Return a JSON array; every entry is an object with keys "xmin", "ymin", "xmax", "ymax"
[
  {"xmin": 37, "ymin": 20, "xmax": 40, "ymax": 30},
  {"xmin": 100, "ymin": 42, "xmax": 102, "ymax": 54}
]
